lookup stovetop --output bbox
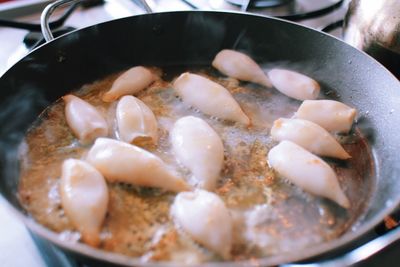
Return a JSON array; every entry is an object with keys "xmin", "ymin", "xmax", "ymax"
[
  {"xmin": 0, "ymin": 0, "xmax": 398, "ymax": 266},
  {"xmin": 0, "ymin": 0, "xmax": 347, "ymax": 75}
]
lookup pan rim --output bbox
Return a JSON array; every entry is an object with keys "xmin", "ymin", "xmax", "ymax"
[
  {"xmin": 6, "ymin": 194, "xmax": 400, "ymax": 266},
  {"xmin": 2, "ymin": 10, "xmax": 400, "ymax": 266}
]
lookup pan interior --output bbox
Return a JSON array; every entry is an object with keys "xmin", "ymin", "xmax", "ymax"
[
  {"xmin": 17, "ymin": 64, "xmax": 374, "ymax": 263},
  {"xmin": 0, "ymin": 11, "xmax": 399, "ymax": 266}
]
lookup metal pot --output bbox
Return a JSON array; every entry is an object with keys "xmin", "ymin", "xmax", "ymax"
[{"xmin": 343, "ymin": 0, "xmax": 400, "ymax": 78}]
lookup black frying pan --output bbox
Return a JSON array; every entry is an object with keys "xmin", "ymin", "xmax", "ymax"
[{"xmin": 1, "ymin": 1, "xmax": 400, "ymax": 266}]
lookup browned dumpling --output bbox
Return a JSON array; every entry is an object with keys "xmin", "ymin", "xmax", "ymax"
[
  {"xmin": 116, "ymin": 95, "xmax": 158, "ymax": 145},
  {"xmin": 268, "ymin": 69, "xmax": 320, "ymax": 100},
  {"xmin": 212, "ymin": 49, "xmax": 272, "ymax": 88},
  {"xmin": 173, "ymin": 72, "xmax": 250, "ymax": 125},
  {"xmin": 86, "ymin": 138, "xmax": 190, "ymax": 192},
  {"xmin": 294, "ymin": 100, "xmax": 357, "ymax": 133},
  {"xmin": 268, "ymin": 141, "xmax": 350, "ymax": 209},
  {"xmin": 271, "ymin": 118, "xmax": 350, "ymax": 159},
  {"xmin": 60, "ymin": 159, "xmax": 109, "ymax": 247},
  {"xmin": 170, "ymin": 116, "xmax": 224, "ymax": 190},
  {"xmin": 171, "ymin": 189, "xmax": 233, "ymax": 259},
  {"xmin": 102, "ymin": 66, "xmax": 155, "ymax": 102},
  {"xmin": 63, "ymin": 94, "xmax": 108, "ymax": 144}
]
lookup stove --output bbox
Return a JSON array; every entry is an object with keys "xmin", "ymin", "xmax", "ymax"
[
  {"xmin": 0, "ymin": 0, "xmax": 347, "ymax": 76},
  {"xmin": 0, "ymin": 0, "xmax": 398, "ymax": 266}
]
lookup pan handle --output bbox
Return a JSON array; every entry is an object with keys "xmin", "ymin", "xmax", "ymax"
[
  {"xmin": 40, "ymin": 0, "xmax": 153, "ymax": 42},
  {"xmin": 282, "ymin": 225, "xmax": 400, "ymax": 267}
]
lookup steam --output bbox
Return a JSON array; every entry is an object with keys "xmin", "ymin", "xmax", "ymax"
[{"xmin": 0, "ymin": 89, "xmax": 48, "ymax": 203}]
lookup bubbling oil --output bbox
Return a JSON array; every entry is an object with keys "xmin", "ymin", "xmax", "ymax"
[{"xmin": 18, "ymin": 66, "xmax": 373, "ymax": 263}]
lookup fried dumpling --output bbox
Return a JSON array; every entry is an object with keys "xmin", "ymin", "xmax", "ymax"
[
  {"xmin": 294, "ymin": 100, "xmax": 357, "ymax": 133},
  {"xmin": 116, "ymin": 95, "xmax": 158, "ymax": 145},
  {"xmin": 170, "ymin": 116, "xmax": 224, "ymax": 190},
  {"xmin": 102, "ymin": 66, "xmax": 155, "ymax": 102},
  {"xmin": 171, "ymin": 189, "xmax": 232, "ymax": 259},
  {"xmin": 173, "ymin": 72, "xmax": 250, "ymax": 125},
  {"xmin": 268, "ymin": 69, "xmax": 320, "ymax": 100},
  {"xmin": 63, "ymin": 94, "xmax": 108, "ymax": 144},
  {"xmin": 212, "ymin": 49, "xmax": 272, "ymax": 88},
  {"xmin": 86, "ymin": 138, "xmax": 189, "ymax": 192},
  {"xmin": 60, "ymin": 159, "xmax": 108, "ymax": 247},
  {"xmin": 268, "ymin": 141, "xmax": 350, "ymax": 208},
  {"xmin": 271, "ymin": 118, "xmax": 351, "ymax": 159}
]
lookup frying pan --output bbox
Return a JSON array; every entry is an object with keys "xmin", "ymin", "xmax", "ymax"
[{"xmin": 1, "ymin": 0, "xmax": 400, "ymax": 266}]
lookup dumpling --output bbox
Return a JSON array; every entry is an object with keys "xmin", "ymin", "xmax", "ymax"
[
  {"xmin": 271, "ymin": 118, "xmax": 351, "ymax": 159},
  {"xmin": 60, "ymin": 159, "xmax": 108, "ymax": 247},
  {"xmin": 171, "ymin": 189, "xmax": 232, "ymax": 259},
  {"xmin": 294, "ymin": 100, "xmax": 357, "ymax": 133},
  {"xmin": 268, "ymin": 69, "xmax": 320, "ymax": 100},
  {"xmin": 116, "ymin": 95, "xmax": 158, "ymax": 145},
  {"xmin": 267, "ymin": 141, "xmax": 350, "ymax": 208},
  {"xmin": 212, "ymin": 49, "xmax": 272, "ymax": 88},
  {"xmin": 170, "ymin": 116, "xmax": 224, "ymax": 190},
  {"xmin": 173, "ymin": 72, "xmax": 250, "ymax": 125},
  {"xmin": 86, "ymin": 138, "xmax": 189, "ymax": 192},
  {"xmin": 102, "ymin": 66, "xmax": 155, "ymax": 102},
  {"xmin": 63, "ymin": 94, "xmax": 108, "ymax": 144}
]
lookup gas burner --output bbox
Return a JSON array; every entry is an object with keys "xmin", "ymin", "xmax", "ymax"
[
  {"xmin": 0, "ymin": 0, "xmax": 104, "ymax": 50},
  {"xmin": 186, "ymin": 0, "xmax": 344, "ymax": 21},
  {"xmin": 225, "ymin": 0, "xmax": 293, "ymax": 8},
  {"xmin": 23, "ymin": 26, "xmax": 76, "ymax": 49}
]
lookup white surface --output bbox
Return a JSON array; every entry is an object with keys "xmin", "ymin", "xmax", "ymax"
[
  {"xmin": 0, "ymin": 197, "xmax": 46, "ymax": 267},
  {"xmin": 0, "ymin": 0, "xmax": 145, "ymax": 75}
]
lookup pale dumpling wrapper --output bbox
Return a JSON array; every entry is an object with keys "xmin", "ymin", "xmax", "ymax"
[
  {"xmin": 271, "ymin": 118, "xmax": 351, "ymax": 159},
  {"xmin": 173, "ymin": 72, "xmax": 250, "ymax": 125},
  {"xmin": 60, "ymin": 158, "xmax": 109, "ymax": 247},
  {"xmin": 102, "ymin": 66, "xmax": 155, "ymax": 102},
  {"xmin": 63, "ymin": 94, "xmax": 108, "ymax": 144},
  {"xmin": 268, "ymin": 68, "xmax": 320, "ymax": 100},
  {"xmin": 170, "ymin": 116, "xmax": 224, "ymax": 190},
  {"xmin": 294, "ymin": 99, "xmax": 357, "ymax": 133},
  {"xmin": 268, "ymin": 141, "xmax": 350, "ymax": 208},
  {"xmin": 212, "ymin": 49, "xmax": 272, "ymax": 88},
  {"xmin": 116, "ymin": 95, "xmax": 158, "ymax": 145},
  {"xmin": 171, "ymin": 189, "xmax": 233, "ymax": 259},
  {"xmin": 86, "ymin": 138, "xmax": 189, "ymax": 192}
]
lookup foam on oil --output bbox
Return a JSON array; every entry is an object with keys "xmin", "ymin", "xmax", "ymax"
[{"xmin": 18, "ymin": 66, "xmax": 373, "ymax": 263}]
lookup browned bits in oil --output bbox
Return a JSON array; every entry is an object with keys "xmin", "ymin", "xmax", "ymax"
[
  {"xmin": 384, "ymin": 216, "xmax": 398, "ymax": 230},
  {"xmin": 147, "ymin": 229, "xmax": 179, "ymax": 261},
  {"xmin": 248, "ymin": 140, "xmax": 268, "ymax": 174},
  {"xmin": 217, "ymin": 179, "xmax": 234, "ymax": 194},
  {"xmin": 307, "ymin": 159, "xmax": 321, "ymax": 165},
  {"xmin": 17, "ymin": 66, "xmax": 373, "ymax": 263},
  {"xmin": 249, "ymin": 257, "xmax": 261, "ymax": 267},
  {"xmin": 263, "ymin": 172, "xmax": 276, "ymax": 187},
  {"xmin": 273, "ymin": 119, "xmax": 282, "ymax": 129}
]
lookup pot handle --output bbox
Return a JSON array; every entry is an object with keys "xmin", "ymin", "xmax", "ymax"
[
  {"xmin": 40, "ymin": 0, "xmax": 153, "ymax": 42},
  {"xmin": 282, "ymin": 224, "xmax": 400, "ymax": 267}
]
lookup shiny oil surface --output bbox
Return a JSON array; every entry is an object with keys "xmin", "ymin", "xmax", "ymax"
[{"xmin": 18, "ymin": 66, "xmax": 374, "ymax": 263}]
